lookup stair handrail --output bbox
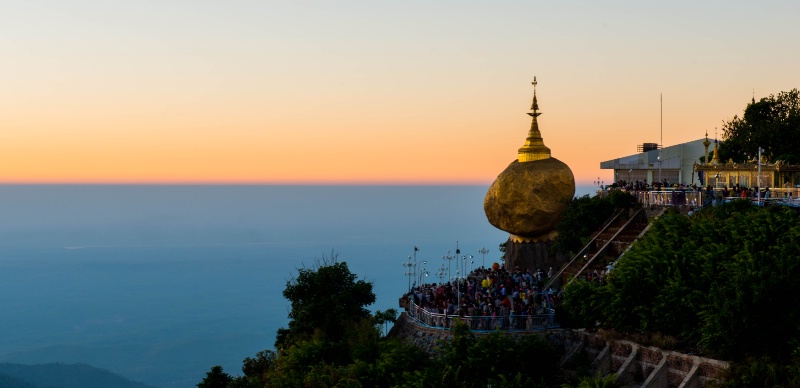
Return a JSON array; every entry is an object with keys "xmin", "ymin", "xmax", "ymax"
[
  {"xmin": 567, "ymin": 207, "xmax": 645, "ymax": 286},
  {"xmin": 542, "ymin": 208, "xmax": 624, "ymax": 291},
  {"xmin": 612, "ymin": 207, "xmax": 666, "ymax": 261}
]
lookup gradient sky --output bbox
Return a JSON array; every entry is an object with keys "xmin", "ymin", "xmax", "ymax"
[{"xmin": 2, "ymin": 1, "xmax": 799, "ymax": 184}]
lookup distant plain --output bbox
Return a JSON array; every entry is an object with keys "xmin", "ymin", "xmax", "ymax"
[{"xmin": 0, "ymin": 185, "xmax": 593, "ymax": 387}]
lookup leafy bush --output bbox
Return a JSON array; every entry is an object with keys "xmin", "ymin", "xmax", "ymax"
[
  {"xmin": 553, "ymin": 191, "xmax": 636, "ymax": 255},
  {"xmin": 561, "ymin": 202, "xmax": 800, "ymax": 362}
]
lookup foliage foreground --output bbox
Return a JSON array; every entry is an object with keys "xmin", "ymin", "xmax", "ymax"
[
  {"xmin": 561, "ymin": 201, "xmax": 800, "ymax": 386},
  {"xmin": 199, "ymin": 256, "xmax": 616, "ymax": 387}
]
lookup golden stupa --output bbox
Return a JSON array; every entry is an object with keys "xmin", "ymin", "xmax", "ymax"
[{"xmin": 484, "ymin": 77, "xmax": 575, "ymax": 242}]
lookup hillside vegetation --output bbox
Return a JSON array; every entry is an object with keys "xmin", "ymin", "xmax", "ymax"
[
  {"xmin": 199, "ymin": 256, "xmax": 613, "ymax": 387},
  {"xmin": 562, "ymin": 201, "xmax": 800, "ymax": 386}
]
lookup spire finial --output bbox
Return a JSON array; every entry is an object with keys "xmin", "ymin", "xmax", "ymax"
[
  {"xmin": 711, "ymin": 127, "xmax": 720, "ymax": 165},
  {"xmin": 518, "ymin": 76, "xmax": 550, "ymax": 162}
]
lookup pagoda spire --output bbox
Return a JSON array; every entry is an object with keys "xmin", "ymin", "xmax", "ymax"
[
  {"xmin": 711, "ymin": 128, "xmax": 720, "ymax": 165},
  {"xmin": 517, "ymin": 77, "xmax": 551, "ymax": 162},
  {"xmin": 702, "ymin": 130, "xmax": 711, "ymax": 165}
]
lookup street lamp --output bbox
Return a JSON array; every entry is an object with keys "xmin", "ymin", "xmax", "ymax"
[
  {"xmin": 455, "ymin": 241, "xmax": 461, "ymax": 278},
  {"xmin": 478, "ymin": 247, "xmax": 489, "ymax": 269},
  {"xmin": 462, "ymin": 255, "xmax": 473, "ymax": 278},
  {"xmin": 417, "ymin": 260, "xmax": 427, "ymax": 286},
  {"xmin": 658, "ymin": 155, "xmax": 662, "ymax": 186},
  {"xmin": 437, "ymin": 264, "xmax": 447, "ymax": 284},
  {"xmin": 455, "ymin": 271, "xmax": 461, "ymax": 308},
  {"xmin": 758, "ymin": 147, "xmax": 764, "ymax": 206},
  {"xmin": 443, "ymin": 252, "xmax": 455, "ymax": 283},
  {"xmin": 402, "ymin": 256, "xmax": 414, "ymax": 293}
]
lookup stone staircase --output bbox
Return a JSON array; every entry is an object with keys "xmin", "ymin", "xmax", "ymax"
[
  {"xmin": 562, "ymin": 331, "xmax": 728, "ymax": 387},
  {"xmin": 555, "ymin": 207, "xmax": 664, "ymax": 287}
]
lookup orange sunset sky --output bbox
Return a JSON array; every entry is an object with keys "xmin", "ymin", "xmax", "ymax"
[{"xmin": 2, "ymin": 1, "xmax": 799, "ymax": 185}]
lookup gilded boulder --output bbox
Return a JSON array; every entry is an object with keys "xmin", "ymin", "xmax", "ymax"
[{"xmin": 484, "ymin": 157, "xmax": 575, "ymax": 240}]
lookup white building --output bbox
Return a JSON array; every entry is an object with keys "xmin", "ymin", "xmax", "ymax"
[{"xmin": 600, "ymin": 139, "xmax": 707, "ymax": 186}]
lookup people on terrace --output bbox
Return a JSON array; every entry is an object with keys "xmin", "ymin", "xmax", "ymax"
[{"xmin": 402, "ymin": 264, "xmax": 560, "ymax": 330}]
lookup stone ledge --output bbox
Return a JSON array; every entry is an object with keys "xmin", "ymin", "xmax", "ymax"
[{"xmin": 390, "ymin": 314, "xmax": 729, "ymax": 387}]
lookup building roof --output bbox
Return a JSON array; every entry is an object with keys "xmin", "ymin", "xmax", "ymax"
[{"xmin": 600, "ymin": 138, "xmax": 706, "ymax": 170}]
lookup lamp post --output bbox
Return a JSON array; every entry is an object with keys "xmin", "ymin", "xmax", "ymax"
[
  {"xmin": 478, "ymin": 247, "xmax": 489, "ymax": 269},
  {"xmin": 758, "ymin": 147, "xmax": 763, "ymax": 206},
  {"xmin": 417, "ymin": 261, "xmax": 427, "ymax": 286},
  {"xmin": 455, "ymin": 241, "xmax": 461, "ymax": 279},
  {"xmin": 455, "ymin": 271, "xmax": 461, "ymax": 309},
  {"xmin": 437, "ymin": 264, "xmax": 447, "ymax": 284},
  {"xmin": 658, "ymin": 155, "xmax": 662, "ymax": 186},
  {"xmin": 462, "ymin": 255, "xmax": 473, "ymax": 278},
  {"xmin": 443, "ymin": 252, "xmax": 455, "ymax": 283},
  {"xmin": 402, "ymin": 256, "xmax": 414, "ymax": 293}
]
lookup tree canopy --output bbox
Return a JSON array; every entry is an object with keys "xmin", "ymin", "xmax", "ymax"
[
  {"xmin": 721, "ymin": 89, "xmax": 800, "ymax": 163},
  {"xmin": 200, "ymin": 255, "xmax": 613, "ymax": 387},
  {"xmin": 276, "ymin": 255, "xmax": 376, "ymax": 348},
  {"xmin": 561, "ymin": 202, "xmax": 800, "ymax": 385},
  {"xmin": 552, "ymin": 190, "xmax": 636, "ymax": 255}
]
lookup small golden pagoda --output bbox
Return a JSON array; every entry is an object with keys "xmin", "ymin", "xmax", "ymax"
[
  {"xmin": 711, "ymin": 134, "xmax": 720, "ymax": 166},
  {"xmin": 517, "ymin": 77, "xmax": 551, "ymax": 162}
]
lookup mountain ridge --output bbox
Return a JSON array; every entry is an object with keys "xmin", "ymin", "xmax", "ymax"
[{"xmin": 0, "ymin": 362, "xmax": 155, "ymax": 388}]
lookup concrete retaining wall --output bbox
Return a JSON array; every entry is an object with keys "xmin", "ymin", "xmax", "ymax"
[{"xmin": 390, "ymin": 313, "xmax": 729, "ymax": 387}]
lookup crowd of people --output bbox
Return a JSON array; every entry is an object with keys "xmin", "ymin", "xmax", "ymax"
[
  {"xmin": 610, "ymin": 179, "xmax": 699, "ymax": 192},
  {"xmin": 401, "ymin": 264, "xmax": 560, "ymax": 330},
  {"xmin": 613, "ymin": 179, "xmax": 792, "ymax": 200}
]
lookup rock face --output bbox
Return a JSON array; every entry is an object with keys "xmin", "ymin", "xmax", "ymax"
[
  {"xmin": 484, "ymin": 157, "xmax": 575, "ymax": 241},
  {"xmin": 504, "ymin": 238, "xmax": 567, "ymax": 277}
]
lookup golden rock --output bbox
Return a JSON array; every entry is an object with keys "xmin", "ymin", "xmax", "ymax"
[
  {"xmin": 484, "ymin": 77, "xmax": 575, "ymax": 241},
  {"xmin": 484, "ymin": 157, "xmax": 575, "ymax": 240}
]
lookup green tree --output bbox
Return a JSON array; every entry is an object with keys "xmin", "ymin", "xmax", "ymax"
[
  {"xmin": 373, "ymin": 308, "xmax": 397, "ymax": 337},
  {"xmin": 721, "ymin": 89, "xmax": 800, "ymax": 163},
  {"xmin": 553, "ymin": 191, "xmax": 635, "ymax": 255},
  {"xmin": 439, "ymin": 320, "xmax": 562, "ymax": 387},
  {"xmin": 197, "ymin": 365, "xmax": 233, "ymax": 388},
  {"xmin": 277, "ymin": 255, "xmax": 376, "ymax": 349}
]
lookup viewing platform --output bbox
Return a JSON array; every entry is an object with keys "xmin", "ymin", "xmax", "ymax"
[
  {"xmin": 599, "ymin": 187, "xmax": 800, "ymax": 208},
  {"xmin": 402, "ymin": 299, "xmax": 558, "ymax": 332}
]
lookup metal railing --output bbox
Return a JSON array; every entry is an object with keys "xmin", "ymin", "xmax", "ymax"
[
  {"xmin": 543, "ymin": 209, "xmax": 623, "ymax": 291},
  {"xmin": 634, "ymin": 190, "xmax": 704, "ymax": 207},
  {"xmin": 597, "ymin": 189, "xmax": 705, "ymax": 207},
  {"xmin": 406, "ymin": 300, "xmax": 558, "ymax": 332}
]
